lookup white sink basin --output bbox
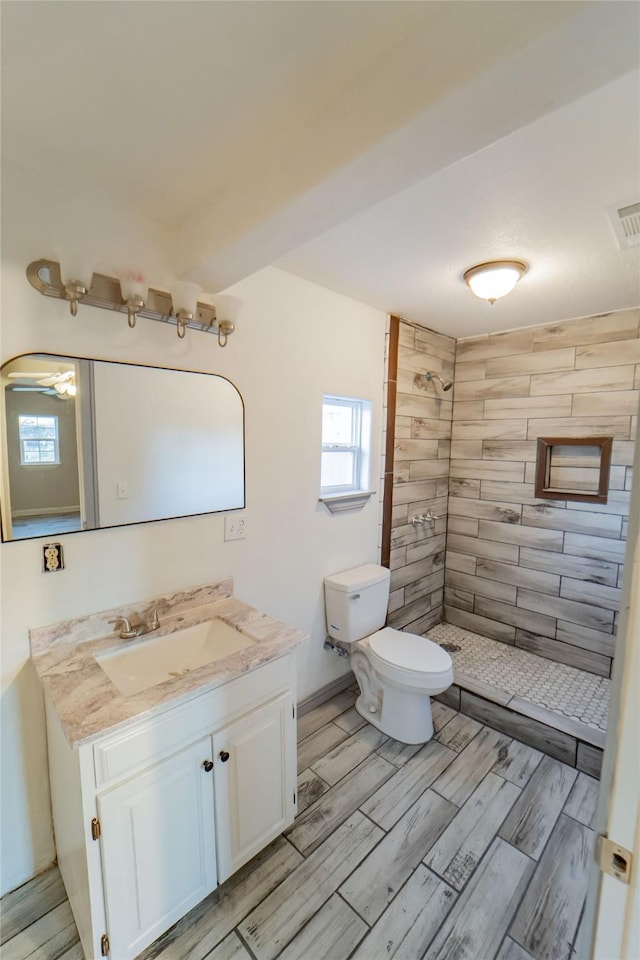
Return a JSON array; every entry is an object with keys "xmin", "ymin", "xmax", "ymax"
[{"xmin": 96, "ymin": 619, "xmax": 256, "ymax": 696}]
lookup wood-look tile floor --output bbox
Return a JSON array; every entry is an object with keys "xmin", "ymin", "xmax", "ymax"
[
  {"xmin": 11, "ymin": 513, "xmax": 82, "ymax": 539},
  {"xmin": 1, "ymin": 687, "xmax": 600, "ymax": 960}
]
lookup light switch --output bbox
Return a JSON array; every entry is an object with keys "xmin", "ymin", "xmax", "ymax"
[
  {"xmin": 224, "ymin": 515, "xmax": 246, "ymax": 541},
  {"xmin": 116, "ymin": 481, "xmax": 129, "ymax": 500}
]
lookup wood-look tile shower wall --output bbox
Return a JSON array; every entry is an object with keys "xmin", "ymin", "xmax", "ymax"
[
  {"xmin": 388, "ymin": 322, "xmax": 456, "ymax": 633},
  {"xmin": 444, "ymin": 308, "xmax": 639, "ymax": 677}
]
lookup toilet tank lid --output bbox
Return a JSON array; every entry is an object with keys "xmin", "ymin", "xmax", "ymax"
[{"xmin": 324, "ymin": 564, "xmax": 390, "ymax": 593}]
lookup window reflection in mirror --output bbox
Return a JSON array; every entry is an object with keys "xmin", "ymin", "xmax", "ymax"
[{"xmin": 1, "ymin": 355, "xmax": 245, "ymax": 541}]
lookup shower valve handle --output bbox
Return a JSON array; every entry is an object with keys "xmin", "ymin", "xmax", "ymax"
[{"xmin": 411, "ymin": 511, "xmax": 440, "ymax": 525}]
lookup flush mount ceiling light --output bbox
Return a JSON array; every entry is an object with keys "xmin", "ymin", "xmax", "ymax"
[{"xmin": 463, "ymin": 260, "xmax": 527, "ymax": 304}]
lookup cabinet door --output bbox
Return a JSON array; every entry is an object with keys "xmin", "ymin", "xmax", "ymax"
[
  {"xmin": 213, "ymin": 694, "xmax": 296, "ymax": 882},
  {"xmin": 98, "ymin": 736, "xmax": 217, "ymax": 960}
]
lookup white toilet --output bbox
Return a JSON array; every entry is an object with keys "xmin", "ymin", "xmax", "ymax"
[{"xmin": 324, "ymin": 564, "xmax": 453, "ymax": 744}]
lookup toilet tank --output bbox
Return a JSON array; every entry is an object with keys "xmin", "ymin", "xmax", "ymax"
[{"xmin": 324, "ymin": 564, "xmax": 391, "ymax": 643}]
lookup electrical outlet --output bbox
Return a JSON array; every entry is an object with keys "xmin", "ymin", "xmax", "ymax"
[
  {"xmin": 224, "ymin": 515, "xmax": 246, "ymax": 541},
  {"xmin": 43, "ymin": 542, "xmax": 64, "ymax": 573},
  {"xmin": 116, "ymin": 481, "xmax": 129, "ymax": 500}
]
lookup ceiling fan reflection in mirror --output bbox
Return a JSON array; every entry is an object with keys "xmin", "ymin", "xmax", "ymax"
[{"xmin": 6, "ymin": 370, "xmax": 77, "ymax": 398}]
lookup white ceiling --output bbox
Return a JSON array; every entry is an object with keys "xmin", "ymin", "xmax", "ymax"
[
  {"xmin": 278, "ymin": 71, "xmax": 640, "ymax": 337},
  {"xmin": 2, "ymin": 1, "xmax": 639, "ymax": 337}
]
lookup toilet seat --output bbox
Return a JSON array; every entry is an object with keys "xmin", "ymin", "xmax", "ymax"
[{"xmin": 367, "ymin": 627, "xmax": 453, "ymax": 690}]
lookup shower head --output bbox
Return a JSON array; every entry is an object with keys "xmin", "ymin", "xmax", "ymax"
[{"xmin": 424, "ymin": 371, "xmax": 453, "ymax": 392}]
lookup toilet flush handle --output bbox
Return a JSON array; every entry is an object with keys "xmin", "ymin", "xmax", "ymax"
[{"xmin": 349, "ymin": 594, "xmax": 361, "ymax": 600}]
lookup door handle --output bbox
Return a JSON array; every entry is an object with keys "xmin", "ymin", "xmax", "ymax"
[
  {"xmin": 219, "ymin": 750, "xmax": 230, "ymax": 763},
  {"xmin": 202, "ymin": 760, "xmax": 214, "ymax": 772}
]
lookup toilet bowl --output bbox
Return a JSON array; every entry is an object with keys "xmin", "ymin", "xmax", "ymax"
[{"xmin": 324, "ymin": 565, "xmax": 453, "ymax": 744}]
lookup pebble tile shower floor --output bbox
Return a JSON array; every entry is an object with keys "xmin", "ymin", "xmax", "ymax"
[
  {"xmin": 1, "ymin": 686, "xmax": 599, "ymax": 960},
  {"xmin": 429, "ymin": 623, "xmax": 609, "ymax": 732}
]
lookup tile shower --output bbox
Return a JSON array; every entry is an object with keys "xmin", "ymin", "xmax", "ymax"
[
  {"xmin": 383, "ymin": 308, "xmax": 639, "ymax": 773},
  {"xmin": 430, "ymin": 624, "xmax": 609, "ymax": 733}
]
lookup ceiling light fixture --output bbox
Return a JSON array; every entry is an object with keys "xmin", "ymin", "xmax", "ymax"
[
  {"xmin": 54, "ymin": 379, "xmax": 77, "ymax": 398},
  {"xmin": 463, "ymin": 260, "xmax": 527, "ymax": 304}
]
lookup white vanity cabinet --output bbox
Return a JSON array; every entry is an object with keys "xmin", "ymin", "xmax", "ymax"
[
  {"xmin": 44, "ymin": 652, "xmax": 297, "ymax": 960},
  {"xmin": 213, "ymin": 693, "xmax": 294, "ymax": 882},
  {"xmin": 98, "ymin": 736, "xmax": 217, "ymax": 960}
]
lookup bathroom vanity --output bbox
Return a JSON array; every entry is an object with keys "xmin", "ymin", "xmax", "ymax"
[{"xmin": 30, "ymin": 581, "xmax": 305, "ymax": 960}]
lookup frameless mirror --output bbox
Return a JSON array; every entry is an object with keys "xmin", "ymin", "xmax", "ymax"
[{"xmin": 1, "ymin": 354, "xmax": 245, "ymax": 541}]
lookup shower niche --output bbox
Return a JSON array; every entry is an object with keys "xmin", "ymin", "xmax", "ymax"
[{"xmin": 534, "ymin": 436, "xmax": 612, "ymax": 503}]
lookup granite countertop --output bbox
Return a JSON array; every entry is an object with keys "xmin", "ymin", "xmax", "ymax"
[{"xmin": 30, "ymin": 580, "xmax": 306, "ymax": 747}]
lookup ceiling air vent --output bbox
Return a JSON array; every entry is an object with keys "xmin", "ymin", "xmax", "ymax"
[{"xmin": 608, "ymin": 201, "xmax": 640, "ymax": 250}]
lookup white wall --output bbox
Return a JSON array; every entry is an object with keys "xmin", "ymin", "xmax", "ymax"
[
  {"xmin": 93, "ymin": 363, "xmax": 244, "ymax": 525},
  {"xmin": 0, "ymin": 162, "xmax": 386, "ymax": 894}
]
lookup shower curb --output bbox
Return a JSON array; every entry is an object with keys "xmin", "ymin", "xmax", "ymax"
[{"xmin": 435, "ymin": 682, "xmax": 604, "ymax": 778}]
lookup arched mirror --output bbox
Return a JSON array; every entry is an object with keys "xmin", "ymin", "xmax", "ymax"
[{"xmin": 1, "ymin": 354, "xmax": 245, "ymax": 541}]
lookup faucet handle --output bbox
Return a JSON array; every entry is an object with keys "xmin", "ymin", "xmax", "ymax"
[
  {"xmin": 146, "ymin": 606, "xmax": 161, "ymax": 630},
  {"xmin": 109, "ymin": 617, "xmax": 137, "ymax": 639},
  {"xmin": 411, "ymin": 511, "xmax": 441, "ymax": 527}
]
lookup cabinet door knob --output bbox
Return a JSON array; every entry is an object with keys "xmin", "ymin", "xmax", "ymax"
[
  {"xmin": 219, "ymin": 750, "xmax": 230, "ymax": 763},
  {"xmin": 202, "ymin": 760, "xmax": 214, "ymax": 772}
]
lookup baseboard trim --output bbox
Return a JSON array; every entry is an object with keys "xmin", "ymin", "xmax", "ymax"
[
  {"xmin": 297, "ymin": 672, "xmax": 355, "ymax": 717},
  {"xmin": 12, "ymin": 506, "xmax": 80, "ymax": 518}
]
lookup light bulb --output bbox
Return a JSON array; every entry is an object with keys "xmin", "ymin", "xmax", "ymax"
[
  {"xmin": 171, "ymin": 281, "xmax": 202, "ymax": 339},
  {"xmin": 116, "ymin": 268, "xmax": 147, "ymax": 300},
  {"xmin": 55, "ymin": 249, "xmax": 97, "ymax": 315},
  {"xmin": 170, "ymin": 281, "xmax": 202, "ymax": 316}
]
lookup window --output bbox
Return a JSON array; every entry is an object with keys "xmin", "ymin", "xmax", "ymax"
[
  {"xmin": 321, "ymin": 395, "xmax": 371, "ymax": 497},
  {"xmin": 18, "ymin": 414, "xmax": 60, "ymax": 465}
]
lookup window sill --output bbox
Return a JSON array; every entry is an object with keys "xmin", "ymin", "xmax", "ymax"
[{"xmin": 319, "ymin": 491, "xmax": 376, "ymax": 514}]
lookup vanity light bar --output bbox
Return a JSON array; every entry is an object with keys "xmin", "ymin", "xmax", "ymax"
[{"xmin": 26, "ymin": 259, "xmax": 235, "ymax": 346}]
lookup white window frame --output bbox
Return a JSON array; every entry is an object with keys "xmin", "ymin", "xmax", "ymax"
[
  {"xmin": 320, "ymin": 395, "xmax": 374, "ymax": 512},
  {"xmin": 321, "ymin": 396, "xmax": 362, "ymax": 494},
  {"xmin": 18, "ymin": 414, "xmax": 60, "ymax": 466}
]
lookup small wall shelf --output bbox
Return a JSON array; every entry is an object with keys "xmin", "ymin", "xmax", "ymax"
[
  {"xmin": 534, "ymin": 436, "xmax": 612, "ymax": 504},
  {"xmin": 319, "ymin": 491, "xmax": 375, "ymax": 513}
]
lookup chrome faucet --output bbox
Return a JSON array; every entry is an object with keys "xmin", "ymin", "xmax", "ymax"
[{"xmin": 109, "ymin": 606, "xmax": 161, "ymax": 640}]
